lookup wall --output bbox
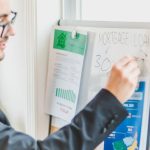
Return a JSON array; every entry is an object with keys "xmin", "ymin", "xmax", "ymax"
[
  {"xmin": 81, "ymin": 0, "xmax": 150, "ymax": 21},
  {"xmin": 0, "ymin": 0, "xmax": 27, "ymax": 132},
  {"xmin": 36, "ymin": 0, "xmax": 61, "ymax": 139}
]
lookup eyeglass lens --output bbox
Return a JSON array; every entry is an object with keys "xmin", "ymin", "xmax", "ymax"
[{"xmin": 0, "ymin": 11, "xmax": 17, "ymax": 38}]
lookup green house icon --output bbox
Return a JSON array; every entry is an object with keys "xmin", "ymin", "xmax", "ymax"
[{"xmin": 57, "ymin": 33, "xmax": 67, "ymax": 49}]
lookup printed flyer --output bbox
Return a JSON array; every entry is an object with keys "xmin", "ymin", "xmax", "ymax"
[
  {"xmin": 104, "ymin": 81, "xmax": 146, "ymax": 150},
  {"xmin": 46, "ymin": 27, "xmax": 87, "ymax": 122}
]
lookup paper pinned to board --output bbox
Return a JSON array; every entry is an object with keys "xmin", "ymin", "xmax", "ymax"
[
  {"xmin": 103, "ymin": 78, "xmax": 150, "ymax": 150},
  {"xmin": 45, "ymin": 26, "xmax": 88, "ymax": 122},
  {"xmin": 87, "ymin": 28, "xmax": 150, "ymax": 102}
]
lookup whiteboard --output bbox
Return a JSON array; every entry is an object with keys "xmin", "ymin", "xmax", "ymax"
[{"xmin": 46, "ymin": 21, "xmax": 150, "ymax": 150}]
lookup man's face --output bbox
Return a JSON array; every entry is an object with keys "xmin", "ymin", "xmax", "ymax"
[{"xmin": 0, "ymin": 0, "xmax": 15, "ymax": 61}]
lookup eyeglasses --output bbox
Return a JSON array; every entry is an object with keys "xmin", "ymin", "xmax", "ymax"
[{"xmin": 0, "ymin": 11, "xmax": 17, "ymax": 38}]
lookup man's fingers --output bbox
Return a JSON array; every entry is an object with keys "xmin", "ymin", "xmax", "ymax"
[
  {"xmin": 124, "ymin": 59, "xmax": 139, "ymax": 72},
  {"xmin": 117, "ymin": 56, "xmax": 134, "ymax": 67},
  {"xmin": 106, "ymin": 56, "xmax": 141, "ymax": 103},
  {"xmin": 131, "ymin": 67, "xmax": 141, "ymax": 78}
]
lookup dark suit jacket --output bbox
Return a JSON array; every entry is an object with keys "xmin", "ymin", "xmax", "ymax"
[{"xmin": 0, "ymin": 89, "xmax": 128, "ymax": 150}]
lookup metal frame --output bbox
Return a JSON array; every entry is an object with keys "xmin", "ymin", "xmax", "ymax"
[
  {"xmin": 61, "ymin": 0, "xmax": 82, "ymax": 20},
  {"xmin": 59, "ymin": 19, "xmax": 150, "ymax": 29}
]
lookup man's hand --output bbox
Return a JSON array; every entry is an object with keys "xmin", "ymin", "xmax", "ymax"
[{"xmin": 105, "ymin": 56, "xmax": 141, "ymax": 103}]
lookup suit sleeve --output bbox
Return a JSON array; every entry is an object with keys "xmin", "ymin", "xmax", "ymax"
[
  {"xmin": 0, "ymin": 109, "xmax": 10, "ymax": 126},
  {"xmin": 0, "ymin": 89, "xmax": 128, "ymax": 150}
]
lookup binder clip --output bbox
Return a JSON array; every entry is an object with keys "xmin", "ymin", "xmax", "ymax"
[{"xmin": 71, "ymin": 30, "xmax": 77, "ymax": 39}]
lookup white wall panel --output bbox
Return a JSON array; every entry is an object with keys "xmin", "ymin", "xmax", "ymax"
[
  {"xmin": 82, "ymin": 0, "xmax": 150, "ymax": 21},
  {"xmin": 0, "ymin": 0, "xmax": 27, "ymax": 132}
]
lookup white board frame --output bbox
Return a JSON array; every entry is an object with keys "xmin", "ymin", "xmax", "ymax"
[
  {"xmin": 59, "ymin": 19, "xmax": 150, "ymax": 29},
  {"xmin": 50, "ymin": 20, "xmax": 150, "ymax": 149}
]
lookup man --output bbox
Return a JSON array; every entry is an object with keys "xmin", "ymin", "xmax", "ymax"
[{"xmin": 0, "ymin": 0, "xmax": 140, "ymax": 149}]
